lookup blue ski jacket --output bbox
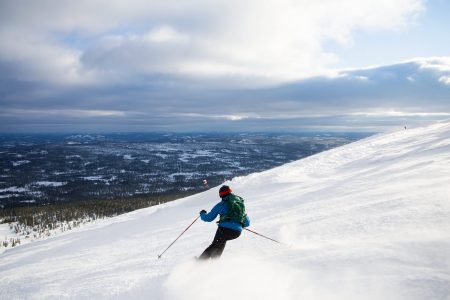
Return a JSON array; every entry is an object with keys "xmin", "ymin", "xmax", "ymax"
[{"xmin": 200, "ymin": 196, "xmax": 250, "ymax": 232}]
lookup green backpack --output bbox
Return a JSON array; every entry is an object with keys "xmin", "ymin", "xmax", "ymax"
[{"xmin": 219, "ymin": 194, "xmax": 247, "ymax": 226}]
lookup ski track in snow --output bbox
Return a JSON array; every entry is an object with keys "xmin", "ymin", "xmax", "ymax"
[{"xmin": 1, "ymin": 122, "xmax": 450, "ymax": 299}]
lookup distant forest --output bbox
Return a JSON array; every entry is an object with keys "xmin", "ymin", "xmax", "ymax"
[
  {"xmin": 1, "ymin": 132, "xmax": 367, "ymax": 206},
  {"xmin": 0, "ymin": 191, "xmax": 197, "ymax": 248}
]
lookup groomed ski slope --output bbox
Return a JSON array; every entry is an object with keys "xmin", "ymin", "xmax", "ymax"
[{"xmin": 1, "ymin": 121, "xmax": 450, "ymax": 300}]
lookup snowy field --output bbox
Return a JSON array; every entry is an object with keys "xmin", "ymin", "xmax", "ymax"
[{"xmin": 1, "ymin": 121, "xmax": 449, "ymax": 300}]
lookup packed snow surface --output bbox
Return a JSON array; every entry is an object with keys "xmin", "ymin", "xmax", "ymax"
[{"xmin": 1, "ymin": 122, "xmax": 450, "ymax": 300}]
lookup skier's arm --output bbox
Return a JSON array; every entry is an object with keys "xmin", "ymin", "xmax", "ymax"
[{"xmin": 200, "ymin": 202, "xmax": 223, "ymax": 222}]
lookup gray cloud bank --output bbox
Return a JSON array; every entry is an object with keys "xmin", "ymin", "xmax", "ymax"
[{"xmin": 1, "ymin": 58, "xmax": 449, "ymax": 132}]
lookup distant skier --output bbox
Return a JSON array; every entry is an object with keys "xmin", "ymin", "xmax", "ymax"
[
  {"xmin": 198, "ymin": 185, "xmax": 250, "ymax": 260},
  {"xmin": 203, "ymin": 179, "xmax": 209, "ymax": 189}
]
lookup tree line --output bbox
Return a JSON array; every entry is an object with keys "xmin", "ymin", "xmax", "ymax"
[{"xmin": 0, "ymin": 190, "xmax": 199, "ymax": 248}]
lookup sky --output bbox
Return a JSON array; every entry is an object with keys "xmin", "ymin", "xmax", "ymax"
[{"xmin": 0, "ymin": 0, "xmax": 449, "ymax": 133}]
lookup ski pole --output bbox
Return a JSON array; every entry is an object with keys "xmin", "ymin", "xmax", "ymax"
[
  {"xmin": 244, "ymin": 228, "xmax": 281, "ymax": 244},
  {"xmin": 157, "ymin": 216, "xmax": 199, "ymax": 259}
]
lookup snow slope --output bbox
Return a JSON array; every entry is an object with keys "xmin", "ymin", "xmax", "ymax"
[{"xmin": 1, "ymin": 122, "xmax": 449, "ymax": 300}]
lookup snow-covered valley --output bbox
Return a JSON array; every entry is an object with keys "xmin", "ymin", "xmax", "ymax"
[{"xmin": 1, "ymin": 122, "xmax": 449, "ymax": 300}]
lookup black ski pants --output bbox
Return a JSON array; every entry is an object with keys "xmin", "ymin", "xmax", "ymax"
[{"xmin": 199, "ymin": 226, "xmax": 241, "ymax": 260}]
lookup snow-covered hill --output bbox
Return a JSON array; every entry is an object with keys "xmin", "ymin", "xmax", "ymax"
[{"xmin": 1, "ymin": 122, "xmax": 450, "ymax": 300}]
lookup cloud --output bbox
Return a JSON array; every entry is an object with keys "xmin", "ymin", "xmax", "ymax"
[
  {"xmin": 0, "ymin": 30, "xmax": 91, "ymax": 85},
  {"xmin": 145, "ymin": 26, "xmax": 190, "ymax": 43},
  {"xmin": 1, "ymin": 0, "xmax": 449, "ymax": 132},
  {"xmin": 438, "ymin": 76, "xmax": 450, "ymax": 85},
  {"xmin": 417, "ymin": 57, "xmax": 450, "ymax": 72},
  {"xmin": 350, "ymin": 111, "xmax": 450, "ymax": 117},
  {"xmin": 0, "ymin": 0, "xmax": 424, "ymax": 85},
  {"xmin": 0, "ymin": 58, "xmax": 449, "ymax": 132},
  {"xmin": 0, "ymin": 109, "xmax": 127, "ymax": 118}
]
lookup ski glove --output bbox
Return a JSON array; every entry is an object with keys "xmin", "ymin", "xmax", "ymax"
[{"xmin": 200, "ymin": 210, "xmax": 207, "ymax": 215}]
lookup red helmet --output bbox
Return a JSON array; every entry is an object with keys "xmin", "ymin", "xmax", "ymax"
[{"xmin": 219, "ymin": 185, "xmax": 232, "ymax": 198}]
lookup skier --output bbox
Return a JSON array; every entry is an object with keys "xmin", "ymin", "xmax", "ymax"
[{"xmin": 198, "ymin": 185, "xmax": 250, "ymax": 260}]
